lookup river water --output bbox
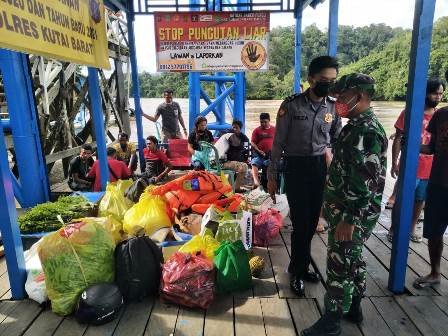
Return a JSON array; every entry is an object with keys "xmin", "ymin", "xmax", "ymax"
[{"xmin": 129, "ymin": 98, "xmax": 406, "ymax": 140}]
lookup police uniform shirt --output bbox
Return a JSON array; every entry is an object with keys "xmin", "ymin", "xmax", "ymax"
[
  {"xmin": 156, "ymin": 101, "xmax": 182, "ymax": 135},
  {"xmin": 268, "ymin": 90, "xmax": 342, "ymax": 177}
]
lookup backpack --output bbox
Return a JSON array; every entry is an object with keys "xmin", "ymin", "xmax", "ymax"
[{"xmin": 115, "ymin": 236, "xmax": 163, "ymax": 301}]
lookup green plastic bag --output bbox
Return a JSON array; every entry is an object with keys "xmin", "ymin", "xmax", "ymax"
[
  {"xmin": 214, "ymin": 240, "xmax": 252, "ymax": 293},
  {"xmin": 38, "ymin": 220, "xmax": 115, "ymax": 315},
  {"xmin": 215, "ymin": 220, "xmax": 242, "ymax": 243}
]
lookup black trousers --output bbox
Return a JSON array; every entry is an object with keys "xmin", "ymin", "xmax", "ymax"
[{"xmin": 285, "ymin": 155, "xmax": 327, "ymax": 278}]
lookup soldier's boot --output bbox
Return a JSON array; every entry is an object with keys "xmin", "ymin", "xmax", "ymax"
[
  {"xmin": 344, "ymin": 296, "xmax": 363, "ymax": 323},
  {"xmin": 301, "ymin": 308, "xmax": 342, "ymax": 336}
]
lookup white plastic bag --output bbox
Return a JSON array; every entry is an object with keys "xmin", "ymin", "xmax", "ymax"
[
  {"xmin": 246, "ymin": 188, "xmax": 289, "ymax": 219},
  {"xmin": 25, "ymin": 240, "xmax": 48, "ymax": 304},
  {"xmin": 214, "ymin": 133, "xmax": 232, "ymax": 159}
]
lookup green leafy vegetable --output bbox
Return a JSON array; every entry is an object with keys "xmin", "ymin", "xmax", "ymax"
[{"xmin": 18, "ymin": 196, "xmax": 95, "ymax": 233}]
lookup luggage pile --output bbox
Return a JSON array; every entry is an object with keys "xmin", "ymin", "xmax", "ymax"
[{"xmin": 22, "ymin": 171, "xmax": 288, "ymax": 324}]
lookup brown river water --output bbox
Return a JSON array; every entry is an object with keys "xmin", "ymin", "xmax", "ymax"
[{"xmin": 129, "ymin": 99, "xmax": 406, "ymax": 140}]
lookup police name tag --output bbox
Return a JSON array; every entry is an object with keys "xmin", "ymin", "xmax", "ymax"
[{"xmin": 294, "ymin": 115, "xmax": 308, "ymax": 121}]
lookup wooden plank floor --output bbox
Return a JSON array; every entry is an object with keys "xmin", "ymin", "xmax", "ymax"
[{"xmin": 2, "ymin": 180, "xmax": 448, "ymax": 335}]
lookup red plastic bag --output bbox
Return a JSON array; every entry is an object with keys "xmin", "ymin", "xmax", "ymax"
[
  {"xmin": 160, "ymin": 252, "xmax": 215, "ymax": 309},
  {"xmin": 253, "ymin": 209, "xmax": 283, "ymax": 247}
]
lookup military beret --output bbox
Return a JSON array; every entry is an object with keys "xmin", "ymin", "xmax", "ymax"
[{"xmin": 334, "ymin": 73, "xmax": 375, "ymax": 96}]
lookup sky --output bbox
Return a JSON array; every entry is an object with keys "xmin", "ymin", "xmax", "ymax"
[{"xmin": 133, "ymin": 0, "xmax": 448, "ymax": 73}]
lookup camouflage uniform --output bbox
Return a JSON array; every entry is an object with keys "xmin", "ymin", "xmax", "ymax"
[{"xmin": 323, "ymin": 108, "xmax": 388, "ymax": 313}]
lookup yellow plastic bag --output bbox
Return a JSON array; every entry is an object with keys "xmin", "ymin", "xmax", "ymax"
[
  {"xmin": 112, "ymin": 179, "xmax": 134, "ymax": 207},
  {"xmin": 178, "ymin": 234, "xmax": 220, "ymax": 260},
  {"xmin": 112, "ymin": 179, "xmax": 133, "ymax": 194},
  {"xmin": 123, "ymin": 192, "xmax": 172, "ymax": 236},
  {"xmin": 77, "ymin": 216, "xmax": 125, "ymax": 245},
  {"xmin": 99, "ymin": 184, "xmax": 130, "ymax": 220}
]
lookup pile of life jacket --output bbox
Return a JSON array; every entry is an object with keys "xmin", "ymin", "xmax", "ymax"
[{"xmin": 150, "ymin": 171, "xmax": 242, "ymax": 215}]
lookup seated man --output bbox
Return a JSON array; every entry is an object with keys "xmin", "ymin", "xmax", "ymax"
[
  {"xmin": 250, "ymin": 112, "xmax": 275, "ymax": 188},
  {"xmin": 223, "ymin": 120, "xmax": 250, "ymax": 192},
  {"xmin": 188, "ymin": 116, "xmax": 214, "ymax": 170},
  {"xmin": 143, "ymin": 136, "xmax": 172, "ymax": 183},
  {"xmin": 113, "ymin": 132, "xmax": 138, "ymax": 172},
  {"xmin": 67, "ymin": 143, "xmax": 94, "ymax": 191},
  {"xmin": 87, "ymin": 147, "xmax": 132, "ymax": 191}
]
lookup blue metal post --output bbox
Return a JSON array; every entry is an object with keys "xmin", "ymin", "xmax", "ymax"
[
  {"xmin": 0, "ymin": 50, "xmax": 50, "ymax": 207},
  {"xmin": 388, "ymin": 0, "xmax": 436, "ymax": 293},
  {"xmin": 0, "ymin": 123, "xmax": 26, "ymax": 299},
  {"xmin": 327, "ymin": 0, "xmax": 339, "ymax": 56},
  {"xmin": 87, "ymin": 68, "xmax": 109, "ymax": 190},
  {"xmin": 215, "ymin": 72, "xmax": 226, "ymax": 125},
  {"xmin": 189, "ymin": 73, "xmax": 201, "ymax": 133},
  {"xmin": 189, "ymin": 0, "xmax": 202, "ymax": 133},
  {"xmin": 234, "ymin": 72, "xmax": 246, "ymax": 131},
  {"xmin": 127, "ymin": 12, "xmax": 146, "ymax": 171},
  {"xmin": 294, "ymin": 6, "xmax": 303, "ymax": 93},
  {"xmin": 235, "ymin": 0, "xmax": 247, "ymax": 130}
]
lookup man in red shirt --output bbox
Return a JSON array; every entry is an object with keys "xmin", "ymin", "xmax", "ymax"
[
  {"xmin": 250, "ymin": 113, "xmax": 275, "ymax": 188},
  {"xmin": 387, "ymin": 79, "xmax": 445, "ymax": 243},
  {"xmin": 143, "ymin": 136, "xmax": 172, "ymax": 183},
  {"xmin": 87, "ymin": 147, "xmax": 132, "ymax": 191}
]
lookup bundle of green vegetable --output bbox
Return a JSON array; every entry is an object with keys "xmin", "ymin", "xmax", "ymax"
[{"xmin": 18, "ymin": 196, "xmax": 95, "ymax": 233}]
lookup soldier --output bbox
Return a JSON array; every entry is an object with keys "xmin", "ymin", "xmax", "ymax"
[
  {"xmin": 301, "ymin": 74, "xmax": 388, "ymax": 336},
  {"xmin": 267, "ymin": 56, "xmax": 342, "ymax": 296}
]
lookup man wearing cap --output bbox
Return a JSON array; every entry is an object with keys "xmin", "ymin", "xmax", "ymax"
[
  {"xmin": 302, "ymin": 74, "xmax": 387, "ymax": 336},
  {"xmin": 143, "ymin": 89, "xmax": 188, "ymax": 142},
  {"xmin": 268, "ymin": 56, "xmax": 342, "ymax": 296}
]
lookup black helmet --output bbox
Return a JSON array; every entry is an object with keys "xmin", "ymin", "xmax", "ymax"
[{"xmin": 75, "ymin": 283, "xmax": 123, "ymax": 325}]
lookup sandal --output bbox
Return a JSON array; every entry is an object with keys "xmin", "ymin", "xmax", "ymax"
[
  {"xmin": 316, "ymin": 218, "xmax": 328, "ymax": 233},
  {"xmin": 386, "ymin": 232, "xmax": 393, "ymax": 243},
  {"xmin": 413, "ymin": 275, "xmax": 441, "ymax": 289},
  {"xmin": 385, "ymin": 201, "xmax": 394, "ymax": 210},
  {"xmin": 410, "ymin": 234, "xmax": 423, "ymax": 243}
]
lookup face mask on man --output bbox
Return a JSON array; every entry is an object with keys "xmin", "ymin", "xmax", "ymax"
[
  {"xmin": 335, "ymin": 95, "xmax": 359, "ymax": 118},
  {"xmin": 425, "ymin": 97, "xmax": 439, "ymax": 108},
  {"xmin": 312, "ymin": 81, "xmax": 333, "ymax": 97}
]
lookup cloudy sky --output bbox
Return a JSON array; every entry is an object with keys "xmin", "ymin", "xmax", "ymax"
[{"xmin": 133, "ymin": 0, "xmax": 448, "ymax": 72}]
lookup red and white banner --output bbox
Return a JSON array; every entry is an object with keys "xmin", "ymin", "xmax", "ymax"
[{"xmin": 154, "ymin": 11, "xmax": 270, "ymax": 72}]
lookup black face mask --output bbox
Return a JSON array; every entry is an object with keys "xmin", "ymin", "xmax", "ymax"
[
  {"xmin": 312, "ymin": 81, "xmax": 333, "ymax": 97},
  {"xmin": 120, "ymin": 143, "xmax": 127, "ymax": 150},
  {"xmin": 425, "ymin": 97, "xmax": 439, "ymax": 108}
]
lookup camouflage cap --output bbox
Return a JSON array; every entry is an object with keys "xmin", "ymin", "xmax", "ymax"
[{"xmin": 334, "ymin": 73, "xmax": 375, "ymax": 96}]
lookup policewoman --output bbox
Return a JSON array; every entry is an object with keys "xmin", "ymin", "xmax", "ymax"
[{"xmin": 267, "ymin": 56, "xmax": 342, "ymax": 296}]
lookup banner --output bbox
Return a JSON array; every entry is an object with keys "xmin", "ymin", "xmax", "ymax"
[
  {"xmin": 154, "ymin": 11, "xmax": 270, "ymax": 72},
  {"xmin": 0, "ymin": 0, "xmax": 110, "ymax": 69}
]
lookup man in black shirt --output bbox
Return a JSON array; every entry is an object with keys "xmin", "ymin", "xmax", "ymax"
[
  {"xmin": 68, "ymin": 144, "xmax": 94, "ymax": 191},
  {"xmin": 188, "ymin": 116, "xmax": 214, "ymax": 170},
  {"xmin": 143, "ymin": 89, "xmax": 188, "ymax": 141},
  {"xmin": 223, "ymin": 120, "xmax": 249, "ymax": 191}
]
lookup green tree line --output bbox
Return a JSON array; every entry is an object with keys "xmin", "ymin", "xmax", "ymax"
[{"xmin": 136, "ymin": 17, "xmax": 447, "ymax": 101}]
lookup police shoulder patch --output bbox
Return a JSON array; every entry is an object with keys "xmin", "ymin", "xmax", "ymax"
[
  {"xmin": 284, "ymin": 93, "xmax": 301, "ymax": 102},
  {"xmin": 278, "ymin": 108, "xmax": 286, "ymax": 117}
]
